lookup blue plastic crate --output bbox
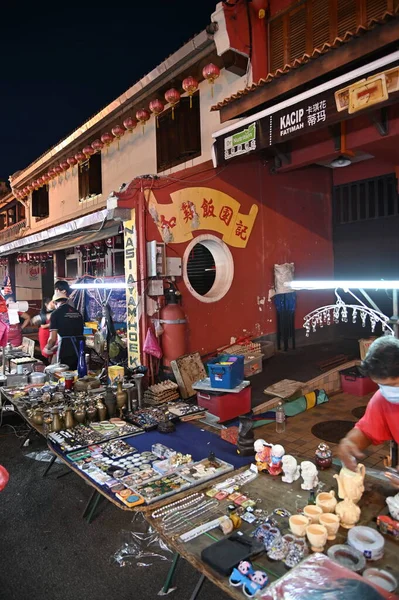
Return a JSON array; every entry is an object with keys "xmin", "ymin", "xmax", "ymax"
[{"xmin": 208, "ymin": 355, "xmax": 244, "ymax": 389}]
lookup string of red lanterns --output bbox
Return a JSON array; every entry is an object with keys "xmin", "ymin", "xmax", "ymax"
[{"xmin": 12, "ymin": 63, "xmax": 220, "ymax": 197}]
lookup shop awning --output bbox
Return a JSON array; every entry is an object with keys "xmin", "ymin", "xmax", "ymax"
[
  {"xmin": 0, "ymin": 208, "xmax": 130, "ymax": 256},
  {"xmin": 212, "ymin": 50, "xmax": 399, "ymax": 167}
]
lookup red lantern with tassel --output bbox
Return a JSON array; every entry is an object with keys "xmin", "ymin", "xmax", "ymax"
[
  {"xmin": 54, "ymin": 165, "xmax": 63, "ymax": 179},
  {"xmin": 136, "ymin": 109, "xmax": 151, "ymax": 134},
  {"xmin": 42, "ymin": 173, "xmax": 50, "ymax": 187},
  {"xmin": 83, "ymin": 145, "xmax": 95, "ymax": 159},
  {"xmin": 22, "ymin": 187, "xmax": 29, "ymax": 197},
  {"xmin": 101, "ymin": 132, "xmax": 114, "ymax": 151},
  {"xmin": 123, "ymin": 117, "xmax": 138, "ymax": 134},
  {"xmin": 91, "ymin": 139, "xmax": 104, "ymax": 153},
  {"xmin": 149, "ymin": 99, "xmax": 164, "ymax": 128},
  {"xmin": 75, "ymin": 151, "xmax": 86, "ymax": 164},
  {"xmin": 67, "ymin": 156, "xmax": 78, "ymax": 171},
  {"xmin": 202, "ymin": 63, "xmax": 220, "ymax": 97},
  {"xmin": 182, "ymin": 76, "xmax": 199, "ymax": 108},
  {"xmin": 164, "ymin": 88, "xmax": 180, "ymax": 120},
  {"xmin": 27, "ymin": 184, "xmax": 34, "ymax": 193},
  {"xmin": 111, "ymin": 125, "xmax": 125, "ymax": 149},
  {"xmin": 60, "ymin": 160, "xmax": 70, "ymax": 175}
]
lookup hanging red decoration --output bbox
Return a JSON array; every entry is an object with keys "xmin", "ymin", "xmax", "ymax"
[
  {"xmin": 42, "ymin": 173, "xmax": 50, "ymax": 186},
  {"xmin": 27, "ymin": 184, "xmax": 34, "ymax": 192},
  {"xmin": 91, "ymin": 139, "xmax": 104, "ymax": 153},
  {"xmin": 60, "ymin": 160, "xmax": 70, "ymax": 175},
  {"xmin": 54, "ymin": 165, "xmax": 63, "ymax": 179},
  {"xmin": 75, "ymin": 151, "xmax": 86, "ymax": 164},
  {"xmin": 202, "ymin": 63, "xmax": 220, "ymax": 97},
  {"xmin": 32, "ymin": 179, "xmax": 40, "ymax": 190},
  {"xmin": 164, "ymin": 88, "xmax": 181, "ymax": 120},
  {"xmin": 182, "ymin": 76, "xmax": 199, "ymax": 108},
  {"xmin": 111, "ymin": 125, "xmax": 125, "ymax": 149},
  {"xmin": 67, "ymin": 156, "xmax": 78, "ymax": 171},
  {"xmin": 22, "ymin": 187, "xmax": 29, "ymax": 197},
  {"xmin": 101, "ymin": 132, "xmax": 114, "ymax": 152},
  {"xmin": 47, "ymin": 168, "xmax": 56, "ymax": 181},
  {"xmin": 123, "ymin": 117, "xmax": 138, "ymax": 133},
  {"xmin": 136, "ymin": 109, "xmax": 151, "ymax": 134},
  {"xmin": 83, "ymin": 145, "xmax": 95, "ymax": 159},
  {"xmin": 149, "ymin": 99, "xmax": 165, "ymax": 128}
]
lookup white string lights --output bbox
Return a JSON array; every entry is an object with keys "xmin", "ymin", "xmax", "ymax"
[{"xmin": 303, "ymin": 289, "xmax": 393, "ymax": 337}]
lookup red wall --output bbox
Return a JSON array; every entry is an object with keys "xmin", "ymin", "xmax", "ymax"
[{"xmin": 146, "ymin": 158, "xmax": 334, "ymax": 355}]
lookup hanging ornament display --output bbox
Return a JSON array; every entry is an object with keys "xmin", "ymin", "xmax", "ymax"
[
  {"xmin": 182, "ymin": 76, "xmax": 199, "ymax": 108},
  {"xmin": 303, "ymin": 289, "xmax": 393, "ymax": 338},
  {"xmin": 111, "ymin": 125, "xmax": 125, "ymax": 149},
  {"xmin": 83, "ymin": 145, "xmax": 95, "ymax": 160},
  {"xmin": 91, "ymin": 139, "xmax": 104, "ymax": 153},
  {"xmin": 123, "ymin": 117, "xmax": 138, "ymax": 134},
  {"xmin": 149, "ymin": 99, "xmax": 165, "ymax": 127},
  {"xmin": 164, "ymin": 88, "xmax": 180, "ymax": 120},
  {"xmin": 202, "ymin": 63, "xmax": 220, "ymax": 97},
  {"xmin": 101, "ymin": 132, "xmax": 114, "ymax": 152},
  {"xmin": 67, "ymin": 156, "xmax": 78, "ymax": 172},
  {"xmin": 136, "ymin": 109, "xmax": 151, "ymax": 134}
]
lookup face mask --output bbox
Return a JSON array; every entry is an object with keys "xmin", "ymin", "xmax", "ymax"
[{"xmin": 378, "ymin": 384, "xmax": 399, "ymax": 404}]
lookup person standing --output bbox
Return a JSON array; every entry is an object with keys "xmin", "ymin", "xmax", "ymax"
[
  {"xmin": 37, "ymin": 298, "xmax": 55, "ymax": 361},
  {"xmin": 44, "ymin": 293, "xmax": 84, "ymax": 370},
  {"xmin": 6, "ymin": 296, "xmax": 30, "ymax": 348}
]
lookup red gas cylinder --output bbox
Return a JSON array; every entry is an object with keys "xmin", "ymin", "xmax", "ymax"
[{"xmin": 160, "ymin": 287, "xmax": 187, "ymax": 367}]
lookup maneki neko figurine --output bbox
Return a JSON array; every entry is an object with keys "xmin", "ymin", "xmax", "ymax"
[
  {"xmin": 268, "ymin": 444, "xmax": 285, "ymax": 476},
  {"xmin": 254, "ymin": 439, "xmax": 273, "ymax": 472}
]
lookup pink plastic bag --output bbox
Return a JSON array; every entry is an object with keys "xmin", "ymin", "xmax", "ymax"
[{"xmin": 143, "ymin": 328, "xmax": 162, "ymax": 359}]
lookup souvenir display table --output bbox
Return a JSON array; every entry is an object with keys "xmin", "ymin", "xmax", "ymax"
[{"xmin": 147, "ymin": 464, "xmax": 399, "ymax": 599}]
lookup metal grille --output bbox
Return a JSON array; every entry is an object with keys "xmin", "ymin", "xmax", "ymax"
[
  {"xmin": 186, "ymin": 243, "xmax": 216, "ymax": 296},
  {"xmin": 333, "ymin": 173, "xmax": 398, "ymax": 224}
]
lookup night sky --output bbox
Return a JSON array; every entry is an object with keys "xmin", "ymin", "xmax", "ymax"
[{"xmin": 0, "ymin": 0, "xmax": 219, "ymax": 181}]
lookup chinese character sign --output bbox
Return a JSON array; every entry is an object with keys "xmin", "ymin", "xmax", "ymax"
[
  {"xmin": 124, "ymin": 214, "xmax": 141, "ymax": 368},
  {"xmin": 148, "ymin": 187, "xmax": 258, "ymax": 248}
]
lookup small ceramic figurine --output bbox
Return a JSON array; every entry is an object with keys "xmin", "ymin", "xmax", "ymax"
[
  {"xmin": 386, "ymin": 493, "xmax": 399, "ymax": 521},
  {"xmin": 315, "ymin": 443, "xmax": 333, "ymax": 470},
  {"xmin": 281, "ymin": 455, "xmax": 300, "ymax": 484},
  {"xmin": 334, "ymin": 464, "xmax": 365, "ymax": 504},
  {"xmin": 300, "ymin": 461, "xmax": 319, "ymax": 490},
  {"xmin": 268, "ymin": 444, "xmax": 285, "ymax": 476},
  {"xmin": 254, "ymin": 439, "xmax": 273, "ymax": 472}
]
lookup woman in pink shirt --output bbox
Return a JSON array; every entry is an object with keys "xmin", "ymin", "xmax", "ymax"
[{"xmin": 338, "ymin": 336, "xmax": 399, "ymax": 475}]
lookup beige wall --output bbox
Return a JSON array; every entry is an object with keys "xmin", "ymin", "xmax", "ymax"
[
  {"xmin": 15, "ymin": 263, "xmax": 42, "ymax": 301},
  {"xmin": 27, "ymin": 69, "xmax": 247, "ymax": 233}
]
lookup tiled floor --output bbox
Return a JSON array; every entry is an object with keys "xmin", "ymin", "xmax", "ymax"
[{"xmin": 254, "ymin": 391, "xmax": 389, "ymax": 469}]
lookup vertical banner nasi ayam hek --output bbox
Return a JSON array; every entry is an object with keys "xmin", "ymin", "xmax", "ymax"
[{"xmin": 124, "ymin": 212, "xmax": 141, "ymax": 368}]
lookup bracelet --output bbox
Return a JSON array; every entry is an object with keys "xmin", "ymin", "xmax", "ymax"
[
  {"xmin": 162, "ymin": 500, "xmax": 219, "ymax": 532},
  {"xmin": 151, "ymin": 493, "xmax": 204, "ymax": 519}
]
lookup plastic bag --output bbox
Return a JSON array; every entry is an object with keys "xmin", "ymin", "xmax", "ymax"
[
  {"xmin": 25, "ymin": 450, "xmax": 62, "ymax": 463},
  {"xmin": 112, "ymin": 512, "xmax": 173, "ymax": 568},
  {"xmin": 143, "ymin": 327, "xmax": 163, "ymax": 359}
]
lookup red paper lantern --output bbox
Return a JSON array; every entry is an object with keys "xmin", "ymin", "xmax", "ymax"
[
  {"xmin": 42, "ymin": 173, "xmax": 50, "ymax": 185},
  {"xmin": 182, "ymin": 76, "xmax": 199, "ymax": 108},
  {"xmin": 83, "ymin": 145, "xmax": 95, "ymax": 159},
  {"xmin": 112, "ymin": 125, "xmax": 125, "ymax": 149},
  {"xmin": 23, "ymin": 187, "xmax": 29, "ymax": 197},
  {"xmin": 136, "ymin": 109, "xmax": 151, "ymax": 134},
  {"xmin": 60, "ymin": 160, "xmax": 70, "ymax": 174},
  {"xmin": 149, "ymin": 99, "xmax": 164, "ymax": 128},
  {"xmin": 32, "ymin": 179, "xmax": 40, "ymax": 190},
  {"xmin": 91, "ymin": 139, "xmax": 104, "ymax": 153},
  {"xmin": 75, "ymin": 151, "xmax": 86, "ymax": 164},
  {"xmin": 202, "ymin": 63, "xmax": 220, "ymax": 97},
  {"xmin": 27, "ymin": 184, "xmax": 34, "ymax": 192},
  {"xmin": 164, "ymin": 88, "xmax": 180, "ymax": 120},
  {"xmin": 47, "ymin": 168, "xmax": 56, "ymax": 181},
  {"xmin": 101, "ymin": 132, "xmax": 114, "ymax": 149},
  {"xmin": 123, "ymin": 117, "xmax": 138, "ymax": 133},
  {"xmin": 54, "ymin": 165, "xmax": 63, "ymax": 179},
  {"xmin": 67, "ymin": 156, "xmax": 78, "ymax": 170}
]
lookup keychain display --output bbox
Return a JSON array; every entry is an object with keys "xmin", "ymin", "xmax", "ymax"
[
  {"xmin": 179, "ymin": 456, "xmax": 234, "ymax": 484},
  {"xmin": 101, "ymin": 439, "xmax": 138, "ymax": 459},
  {"xmin": 134, "ymin": 472, "xmax": 192, "ymax": 504}
]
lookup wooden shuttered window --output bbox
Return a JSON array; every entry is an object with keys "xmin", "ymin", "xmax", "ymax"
[
  {"xmin": 156, "ymin": 93, "xmax": 201, "ymax": 172},
  {"xmin": 32, "ymin": 187, "xmax": 49, "ymax": 218},
  {"xmin": 268, "ymin": 0, "xmax": 394, "ymax": 74},
  {"xmin": 79, "ymin": 152, "xmax": 102, "ymax": 201}
]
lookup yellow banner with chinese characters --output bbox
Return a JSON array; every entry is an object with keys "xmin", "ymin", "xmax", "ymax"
[
  {"xmin": 124, "ymin": 212, "xmax": 141, "ymax": 368},
  {"xmin": 147, "ymin": 187, "xmax": 258, "ymax": 248}
]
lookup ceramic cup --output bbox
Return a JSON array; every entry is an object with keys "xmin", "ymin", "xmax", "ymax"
[
  {"xmin": 289, "ymin": 514, "xmax": 310, "ymax": 537},
  {"xmin": 319, "ymin": 513, "xmax": 340, "ymax": 540},
  {"xmin": 303, "ymin": 505, "xmax": 323, "ymax": 524},
  {"xmin": 306, "ymin": 524, "xmax": 328, "ymax": 552},
  {"xmin": 316, "ymin": 491, "xmax": 337, "ymax": 513}
]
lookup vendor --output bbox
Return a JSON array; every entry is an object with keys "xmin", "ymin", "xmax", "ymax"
[
  {"xmin": 37, "ymin": 297, "xmax": 55, "ymax": 361},
  {"xmin": 6, "ymin": 296, "xmax": 30, "ymax": 348},
  {"xmin": 338, "ymin": 336, "xmax": 399, "ymax": 475},
  {"xmin": 44, "ymin": 293, "xmax": 84, "ymax": 369}
]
